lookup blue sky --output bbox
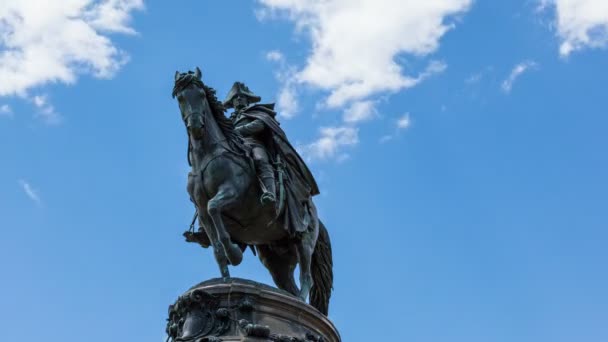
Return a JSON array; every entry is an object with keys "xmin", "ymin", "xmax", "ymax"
[{"xmin": 1, "ymin": 1, "xmax": 608, "ymax": 341}]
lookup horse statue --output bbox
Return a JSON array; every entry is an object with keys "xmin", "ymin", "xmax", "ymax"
[{"xmin": 172, "ymin": 68, "xmax": 333, "ymax": 315}]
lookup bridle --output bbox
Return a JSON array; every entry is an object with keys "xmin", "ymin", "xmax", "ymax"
[{"xmin": 182, "ymin": 110, "xmax": 204, "ymax": 126}]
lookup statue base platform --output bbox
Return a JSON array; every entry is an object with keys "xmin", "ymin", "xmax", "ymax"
[{"xmin": 166, "ymin": 278, "xmax": 340, "ymax": 342}]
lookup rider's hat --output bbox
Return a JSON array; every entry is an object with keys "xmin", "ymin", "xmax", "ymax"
[{"xmin": 223, "ymin": 82, "xmax": 261, "ymax": 109}]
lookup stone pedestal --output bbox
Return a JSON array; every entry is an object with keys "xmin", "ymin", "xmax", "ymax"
[{"xmin": 166, "ymin": 278, "xmax": 340, "ymax": 342}]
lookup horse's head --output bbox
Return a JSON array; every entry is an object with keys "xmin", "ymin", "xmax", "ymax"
[{"xmin": 173, "ymin": 67, "xmax": 210, "ymax": 139}]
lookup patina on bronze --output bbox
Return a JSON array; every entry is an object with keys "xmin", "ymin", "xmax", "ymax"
[
  {"xmin": 225, "ymin": 81, "xmax": 320, "ymax": 237},
  {"xmin": 166, "ymin": 278, "xmax": 340, "ymax": 342},
  {"xmin": 172, "ymin": 68, "xmax": 333, "ymax": 315}
]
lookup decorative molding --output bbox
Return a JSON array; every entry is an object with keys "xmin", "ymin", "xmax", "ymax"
[
  {"xmin": 166, "ymin": 289, "xmax": 231, "ymax": 341},
  {"xmin": 166, "ymin": 279, "xmax": 340, "ymax": 342}
]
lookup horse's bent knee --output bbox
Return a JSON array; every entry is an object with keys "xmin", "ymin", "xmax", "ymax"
[{"xmin": 207, "ymin": 190, "xmax": 238, "ymax": 216}]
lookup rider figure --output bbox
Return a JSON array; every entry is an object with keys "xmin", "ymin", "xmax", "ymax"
[{"xmin": 224, "ymin": 82, "xmax": 277, "ymax": 206}]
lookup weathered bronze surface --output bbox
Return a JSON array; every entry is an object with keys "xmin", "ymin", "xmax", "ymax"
[
  {"xmin": 172, "ymin": 68, "xmax": 333, "ymax": 315},
  {"xmin": 166, "ymin": 278, "xmax": 340, "ymax": 342}
]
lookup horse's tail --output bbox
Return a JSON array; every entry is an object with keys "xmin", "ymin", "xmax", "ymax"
[{"xmin": 310, "ymin": 220, "xmax": 333, "ymax": 316}]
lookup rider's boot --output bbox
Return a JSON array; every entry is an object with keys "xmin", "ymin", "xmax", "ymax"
[{"xmin": 256, "ymin": 159, "xmax": 277, "ymax": 206}]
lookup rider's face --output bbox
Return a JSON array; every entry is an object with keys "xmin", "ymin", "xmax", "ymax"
[{"xmin": 233, "ymin": 94, "xmax": 248, "ymax": 110}]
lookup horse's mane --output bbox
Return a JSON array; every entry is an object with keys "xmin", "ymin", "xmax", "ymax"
[{"xmin": 173, "ymin": 73, "xmax": 248, "ymax": 161}]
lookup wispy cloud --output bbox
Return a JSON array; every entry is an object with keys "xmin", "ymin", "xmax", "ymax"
[
  {"xmin": 465, "ymin": 66, "xmax": 494, "ymax": 85},
  {"xmin": 501, "ymin": 61, "xmax": 538, "ymax": 93},
  {"xmin": 299, "ymin": 126, "xmax": 359, "ymax": 161},
  {"xmin": 397, "ymin": 113, "xmax": 411, "ymax": 129},
  {"xmin": 0, "ymin": 104, "xmax": 13, "ymax": 118},
  {"xmin": 379, "ymin": 113, "xmax": 412, "ymax": 143},
  {"xmin": 539, "ymin": 0, "xmax": 608, "ymax": 56},
  {"xmin": 32, "ymin": 95, "xmax": 62, "ymax": 125},
  {"xmin": 343, "ymin": 100, "xmax": 378, "ymax": 124},
  {"xmin": 266, "ymin": 50, "xmax": 284, "ymax": 62},
  {"xmin": 266, "ymin": 50, "xmax": 299, "ymax": 119},
  {"xmin": 0, "ymin": 0, "xmax": 143, "ymax": 97},
  {"xmin": 18, "ymin": 179, "xmax": 41, "ymax": 204},
  {"xmin": 379, "ymin": 135, "xmax": 393, "ymax": 144},
  {"xmin": 465, "ymin": 72, "xmax": 483, "ymax": 85},
  {"xmin": 258, "ymin": 0, "xmax": 468, "ymax": 109},
  {"xmin": 259, "ymin": 0, "xmax": 470, "ymax": 160}
]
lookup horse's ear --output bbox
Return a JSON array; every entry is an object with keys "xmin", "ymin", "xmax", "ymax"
[
  {"xmin": 195, "ymin": 67, "xmax": 202, "ymax": 80},
  {"xmin": 174, "ymin": 71, "xmax": 180, "ymax": 81}
]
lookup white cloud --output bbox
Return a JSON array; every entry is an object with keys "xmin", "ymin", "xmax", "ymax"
[
  {"xmin": 18, "ymin": 179, "xmax": 41, "ymax": 204},
  {"xmin": 299, "ymin": 126, "xmax": 359, "ymax": 161},
  {"xmin": 259, "ymin": 1, "xmax": 467, "ymax": 160},
  {"xmin": 343, "ymin": 100, "xmax": 377, "ymax": 124},
  {"xmin": 379, "ymin": 134, "xmax": 393, "ymax": 144},
  {"xmin": 266, "ymin": 50, "xmax": 285, "ymax": 62},
  {"xmin": 465, "ymin": 72, "xmax": 483, "ymax": 85},
  {"xmin": 501, "ymin": 61, "xmax": 538, "ymax": 93},
  {"xmin": 0, "ymin": 104, "xmax": 12, "ymax": 117},
  {"xmin": 397, "ymin": 113, "xmax": 411, "ymax": 129},
  {"xmin": 85, "ymin": 0, "xmax": 144, "ymax": 34},
  {"xmin": 32, "ymin": 94, "xmax": 61, "ymax": 124},
  {"xmin": 464, "ymin": 66, "xmax": 494, "ymax": 86},
  {"xmin": 276, "ymin": 79, "xmax": 298, "ymax": 119},
  {"xmin": 540, "ymin": 0, "xmax": 608, "ymax": 56},
  {"xmin": 266, "ymin": 49, "xmax": 299, "ymax": 118},
  {"xmin": 258, "ymin": 0, "xmax": 470, "ymax": 108},
  {"xmin": 378, "ymin": 113, "xmax": 412, "ymax": 143},
  {"xmin": 0, "ymin": 0, "xmax": 143, "ymax": 97},
  {"xmin": 324, "ymin": 59, "xmax": 447, "ymax": 108},
  {"xmin": 33, "ymin": 95, "xmax": 47, "ymax": 108},
  {"xmin": 335, "ymin": 153, "xmax": 350, "ymax": 163}
]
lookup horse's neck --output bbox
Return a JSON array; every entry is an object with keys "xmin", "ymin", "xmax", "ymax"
[{"xmin": 190, "ymin": 114, "xmax": 228, "ymax": 162}]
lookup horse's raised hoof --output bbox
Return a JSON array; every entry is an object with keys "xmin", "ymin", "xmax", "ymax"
[
  {"xmin": 183, "ymin": 231, "xmax": 195, "ymax": 242},
  {"xmin": 183, "ymin": 231, "xmax": 211, "ymax": 248},
  {"xmin": 224, "ymin": 243, "xmax": 243, "ymax": 266}
]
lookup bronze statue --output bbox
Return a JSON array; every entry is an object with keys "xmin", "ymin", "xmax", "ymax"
[
  {"xmin": 225, "ymin": 82, "xmax": 321, "ymax": 235},
  {"xmin": 224, "ymin": 82, "xmax": 278, "ymax": 206},
  {"xmin": 173, "ymin": 68, "xmax": 333, "ymax": 315}
]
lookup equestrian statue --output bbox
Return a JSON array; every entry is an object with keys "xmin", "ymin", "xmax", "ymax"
[{"xmin": 173, "ymin": 68, "xmax": 333, "ymax": 315}]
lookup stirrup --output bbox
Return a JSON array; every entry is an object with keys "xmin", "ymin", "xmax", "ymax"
[{"xmin": 260, "ymin": 192, "xmax": 276, "ymax": 205}]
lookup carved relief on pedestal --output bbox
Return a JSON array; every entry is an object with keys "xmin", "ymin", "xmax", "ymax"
[{"xmin": 166, "ymin": 278, "xmax": 340, "ymax": 342}]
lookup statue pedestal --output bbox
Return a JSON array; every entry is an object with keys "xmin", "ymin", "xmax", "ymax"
[{"xmin": 166, "ymin": 278, "xmax": 340, "ymax": 342}]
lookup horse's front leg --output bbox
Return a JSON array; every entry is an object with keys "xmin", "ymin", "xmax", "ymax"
[
  {"xmin": 199, "ymin": 214, "xmax": 230, "ymax": 279},
  {"xmin": 207, "ymin": 184, "xmax": 243, "ymax": 266},
  {"xmin": 189, "ymin": 171, "xmax": 230, "ymax": 278}
]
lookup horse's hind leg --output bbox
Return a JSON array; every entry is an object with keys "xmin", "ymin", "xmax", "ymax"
[
  {"xmin": 207, "ymin": 185, "xmax": 244, "ymax": 266},
  {"xmin": 257, "ymin": 244, "xmax": 299, "ymax": 296},
  {"xmin": 296, "ymin": 230, "xmax": 317, "ymax": 302}
]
